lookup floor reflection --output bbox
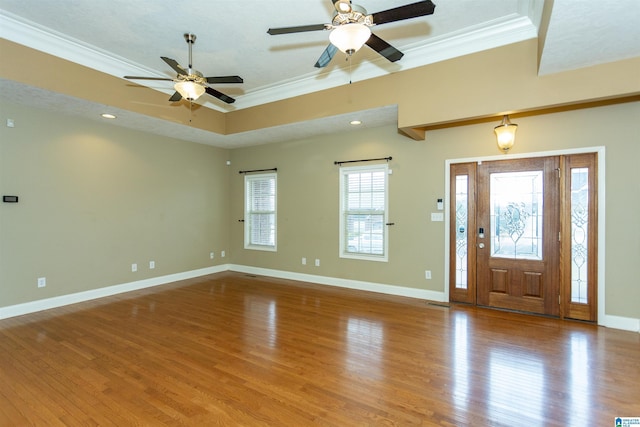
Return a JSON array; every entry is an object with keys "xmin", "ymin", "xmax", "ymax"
[
  {"xmin": 489, "ymin": 349, "xmax": 545, "ymax": 425},
  {"xmin": 345, "ymin": 317, "xmax": 384, "ymax": 377},
  {"xmin": 452, "ymin": 312, "xmax": 470, "ymax": 412},
  {"xmin": 569, "ymin": 331, "xmax": 591, "ymax": 416},
  {"xmin": 243, "ymin": 296, "xmax": 278, "ymax": 349}
]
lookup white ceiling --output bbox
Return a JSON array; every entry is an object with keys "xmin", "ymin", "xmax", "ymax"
[{"xmin": 1, "ymin": 0, "xmax": 638, "ymax": 147}]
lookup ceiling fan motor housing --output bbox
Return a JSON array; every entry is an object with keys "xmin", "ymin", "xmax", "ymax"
[{"xmin": 332, "ymin": 4, "xmax": 373, "ymax": 27}]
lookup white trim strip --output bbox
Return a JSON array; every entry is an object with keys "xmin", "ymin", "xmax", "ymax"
[
  {"xmin": 601, "ymin": 315, "xmax": 640, "ymax": 333},
  {"xmin": 0, "ymin": 265, "xmax": 229, "ymax": 320},
  {"xmin": 0, "ymin": 10, "xmax": 537, "ymax": 111},
  {"xmin": 2, "ymin": 262, "xmax": 637, "ymax": 332},
  {"xmin": 229, "ymin": 264, "xmax": 446, "ymax": 302}
]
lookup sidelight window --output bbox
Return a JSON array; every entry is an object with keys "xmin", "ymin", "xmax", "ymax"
[{"xmin": 570, "ymin": 167, "xmax": 589, "ymax": 304}]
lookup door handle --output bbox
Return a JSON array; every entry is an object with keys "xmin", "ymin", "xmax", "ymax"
[{"xmin": 478, "ymin": 243, "xmax": 485, "ymax": 249}]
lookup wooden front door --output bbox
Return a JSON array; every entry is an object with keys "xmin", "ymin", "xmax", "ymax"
[
  {"xmin": 476, "ymin": 157, "xmax": 560, "ymax": 316},
  {"xmin": 449, "ymin": 153, "xmax": 598, "ymax": 321}
]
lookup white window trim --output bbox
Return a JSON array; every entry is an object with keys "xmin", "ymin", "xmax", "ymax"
[
  {"xmin": 244, "ymin": 172, "xmax": 277, "ymax": 252},
  {"xmin": 339, "ymin": 163, "xmax": 389, "ymax": 262}
]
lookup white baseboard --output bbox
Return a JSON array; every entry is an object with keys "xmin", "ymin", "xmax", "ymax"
[
  {"xmin": 601, "ymin": 314, "xmax": 640, "ymax": 333},
  {"xmin": 2, "ymin": 264, "xmax": 637, "ymax": 334},
  {"xmin": 230, "ymin": 265, "xmax": 640, "ymax": 332},
  {"xmin": 0, "ymin": 265, "xmax": 229, "ymax": 320},
  {"xmin": 229, "ymin": 264, "xmax": 447, "ymax": 302}
]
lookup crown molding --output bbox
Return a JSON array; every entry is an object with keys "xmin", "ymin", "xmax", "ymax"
[
  {"xmin": 1, "ymin": 9, "xmax": 537, "ymax": 112},
  {"xmin": 236, "ymin": 14, "xmax": 538, "ymax": 108}
]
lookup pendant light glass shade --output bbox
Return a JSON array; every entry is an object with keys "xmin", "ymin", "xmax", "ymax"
[
  {"xmin": 174, "ymin": 81, "xmax": 205, "ymax": 101},
  {"xmin": 494, "ymin": 115, "xmax": 518, "ymax": 153},
  {"xmin": 329, "ymin": 23, "xmax": 371, "ymax": 55}
]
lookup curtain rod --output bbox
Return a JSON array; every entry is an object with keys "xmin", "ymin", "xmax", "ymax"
[
  {"xmin": 238, "ymin": 168, "xmax": 277, "ymax": 174},
  {"xmin": 334, "ymin": 156, "xmax": 392, "ymax": 166}
]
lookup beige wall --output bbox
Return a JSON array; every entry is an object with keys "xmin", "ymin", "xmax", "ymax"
[
  {"xmin": 1, "ymin": 38, "xmax": 639, "ymax": 322},
  {"xmin": 1, "ymin": 99, "xmax": 638, "ymax": 321},
  {"xmin": 229, "ymin": 101, "xmax": 640, "ymax": 319},
  {"xmin": 0, "ymin": 101, "xmax": 230, "ymax": 307}
]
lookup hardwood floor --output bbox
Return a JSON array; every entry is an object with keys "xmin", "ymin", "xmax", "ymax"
[{"xmin": 1, "ymin": 272, "xmax": 638, "ymax": 426}]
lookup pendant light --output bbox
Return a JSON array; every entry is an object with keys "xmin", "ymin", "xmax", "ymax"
[{"xmin": 494, "ymin": 115, "xmax": 518, "ymax": 153}]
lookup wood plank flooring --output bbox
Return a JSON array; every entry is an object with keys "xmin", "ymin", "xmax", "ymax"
[{"xmin": 1, "ymin": 271, "xmax": 638, "ymax": 426}]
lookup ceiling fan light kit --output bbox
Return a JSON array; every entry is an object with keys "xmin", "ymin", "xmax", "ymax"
[
  {"xmin": 329, "ymin": 23, "xmax": 372, "ymax": 54},
  {"xmin": 124, "ymin": 33, "xmax": 243, "ymax": 104},
  {"xmin": 175, "ymin": 80, "xmax": 206, "ymax": 101},
  {"xmin": 268, "ymin": 0, "xmax": 436, "ymax": 68}
]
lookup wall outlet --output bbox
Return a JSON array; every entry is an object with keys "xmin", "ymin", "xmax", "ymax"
[
  {"xmin": 221, "ymin": 251, "xmax": 226, "ymax": 258},
  {"xmin": 132, "ymin": 263, "xmax": 137, "ymax": 272},
  {"xmin": 425, "ymin": 270, "xmax": 432, "ymax": 280},
  {"xmin": 149, "ymin": 261, "xmax": 155, "ymax": 269},
  {"xmin": 37, "ymin": 277, "xmax": 46, "ymax": 288},
  {"xmin": 431, "ymin": 212, "xmax": 444, "ymax": 222},
  {"xmin": 210, "ymin": 252, "xmax": 215, "ymax": 259},
  {"xmin": 302, "ymin": 257, "xmax": 306, "ymax": 265},
  {"xmin": 315, "ymin": 259, "xmax": 320, "ymax": 267}
]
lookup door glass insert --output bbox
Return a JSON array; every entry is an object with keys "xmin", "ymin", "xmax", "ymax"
[
  {"xmin": 455, "ymin": 175, "xmax": 469, "ymax": 289},
  {"xmin": 570, "ymin": 168, "xmax": 589, "ymax": 303},
  {"xmin": 490, "ymin": 171, "xmax": 543, "ymax": 260}
]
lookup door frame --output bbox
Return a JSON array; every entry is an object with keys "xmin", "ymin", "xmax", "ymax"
[{"xmin": 443, "ymin": 146, "xmax": 606, "ymax": 325}]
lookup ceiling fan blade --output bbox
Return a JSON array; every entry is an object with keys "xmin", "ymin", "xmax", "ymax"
[
  {"xmin": 124, "ymin": 76, "xmax": 174, "ymax": 81},
  {"xmin": 205, "ymin": 86, "xmax": 235, "ymax": 104},
  {"xmin": 372, "ymin": 0, "xmax": 436, "ymax": 25},
  {"xmin": 169, "ymin": 92, "xmax": 182, "ymax": 102},
  {"xmin": 205, "ymin": 76, "xmax": 244, "ymax": 84},
  {"xmin": 365, "ymin": 33, "xmax": 404, "ymax": 62},
  {"xmin": 314, "ymin": 44, "xmax": 338, "ymax": 68},
  {"xmin": 267, "ymin": 24, "xmax": 329, "ymax": 35},
  {"xmin": 161, "ymin": 57, "xmax": 188, "ymax": 75}
]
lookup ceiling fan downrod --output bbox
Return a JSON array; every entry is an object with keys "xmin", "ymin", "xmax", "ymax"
[{"xmin": 184, "ymin": 33, "xmax": 196, "ymax": 70}]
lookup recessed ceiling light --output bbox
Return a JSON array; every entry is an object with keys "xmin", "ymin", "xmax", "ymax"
[
  {"xmin": 350, "ymin": 120, "xmax": 362, "ymax": 126},
  {"xmin": 101, "ymin": 113, "xmax": 116, "ymax": 119}
]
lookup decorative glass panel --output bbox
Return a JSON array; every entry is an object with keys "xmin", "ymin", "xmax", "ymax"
[
  {"xmin": 570, "ymin": 168, "xmax": 589, "ymax": 304},
  {"xmin": 455, "ymin": 175, "xmax": 468, "ymax": 289},
  {"xmin": 490, "ymin": 171, "xmax": 543, "ymax": 260}
]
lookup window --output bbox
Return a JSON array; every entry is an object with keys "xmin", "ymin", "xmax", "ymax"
[
  {"xmin": 244, "ymin": 173, "xmax": 277, "ymax": 251},
  {"xmin": 339, "ymin": 164, "xmax": 389, "ymax": 261}
]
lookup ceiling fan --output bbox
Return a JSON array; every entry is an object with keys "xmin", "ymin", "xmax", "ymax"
[
  {"xmin": 124, "ymin": 33, "xmax": 243, "ymax": 104},
  {"xmin": 267, "ymin": 0, "xmax": 436, "ymax": 68}
]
